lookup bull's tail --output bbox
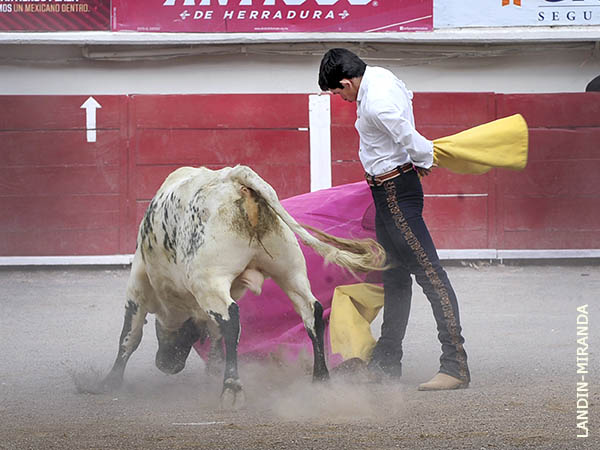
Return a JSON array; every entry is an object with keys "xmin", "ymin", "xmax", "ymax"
[{"xmin": 229, "ymin": 166, "xmax": 386, "ymax": 274}]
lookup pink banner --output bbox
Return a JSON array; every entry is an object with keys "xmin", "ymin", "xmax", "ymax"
[
  {"xmin": 112, "ymin": 0, "xmax": 432, "ymax": 33},
  {"xmin": 0, "ymin": 0, "xmax": 110, "ymax": 31}
]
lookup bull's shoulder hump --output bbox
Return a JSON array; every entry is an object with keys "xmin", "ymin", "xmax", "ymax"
[
  {"xmin": 159, "ymin": 166, "xmax": 243, "ymax": 192},
  {"xmin": 158, "ymin": 167, "xmax": 203, "ymax": 192},
  {"xmin": 155, "ymin": 167, "xmax": 216, "ymax": 198}
]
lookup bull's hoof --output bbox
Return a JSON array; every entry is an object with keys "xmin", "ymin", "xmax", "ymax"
[
  {"xmin": 72, "ymin": 372, "xmax": 119, "ymax": 395},
  {"xmin": 99, "ymin": 372, "xmax": 124, "ymax": 393},
  {"xmin": 220, "ymin": 378, "xmax": 245, "ymax": 410},
  {"xmin": 73, "ymin": 370, "xmax": 122, "ymax": 395}
]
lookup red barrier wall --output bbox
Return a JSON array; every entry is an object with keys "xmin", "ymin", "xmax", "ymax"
[
  {"xmin": 496, "ymin": 94, "xmax": 600, "ymax": 249},
  {"xmin": 0, "ymin": 95, "xmax": 128, "ymax": 256},
  {"xmin": 1, "ymin": 93, "xmax": 598, "ymax": 256}
]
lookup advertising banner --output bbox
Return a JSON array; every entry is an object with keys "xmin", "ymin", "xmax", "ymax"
[
  {"xmin": 435, "ymin": 0, "xmax": 600, "ymax": 28},
  {"xmin": 112, "ymin": 0, "xmax": 433, "ymax": 33},
  {"xmin": 0, "ymin": 0, "xmax": 110, "ymax": 31}
]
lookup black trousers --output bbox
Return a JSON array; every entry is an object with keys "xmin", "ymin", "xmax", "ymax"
[{"xmin": 369, "ymin": 170, "xmax": 470, "ymax": 382}]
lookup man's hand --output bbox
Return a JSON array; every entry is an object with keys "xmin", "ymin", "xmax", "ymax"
[{"xmin": 415, "ymin": 166, "xmax": 432, "ymax": 177}]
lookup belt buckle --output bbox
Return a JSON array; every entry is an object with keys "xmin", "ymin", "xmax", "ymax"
[{"xmin": 366, "ymin": 173, "xmax": 379, "ymax": 187}]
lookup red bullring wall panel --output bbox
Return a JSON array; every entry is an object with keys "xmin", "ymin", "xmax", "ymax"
[
  {"xmin": 0, "ymin": 93, "xmax": 598, "ymax": 256},
  {"xmin": 496, "ymin": 93, "xmax": 600, "ymax": 249},
  {"xmin": 0, "ymin": 95, "xmax": 128, "ymax": 256}
]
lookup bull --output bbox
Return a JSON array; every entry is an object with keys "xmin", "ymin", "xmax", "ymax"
[{"xmin": 100, "ymin": 165, "xmax": 384, "ymax": 408}]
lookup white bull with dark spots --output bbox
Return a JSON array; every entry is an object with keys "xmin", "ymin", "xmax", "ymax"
[{"xmin": 101, "ymin": 165, "xmax": 384, "ymax": 408}]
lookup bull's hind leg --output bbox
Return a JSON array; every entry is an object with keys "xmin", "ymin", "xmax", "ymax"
[
  {"xmin": 193, "ymin": 279, "xmax": 245, "ymax": 409},
  {"xmin": 274, "ymin": 273, "xmax": 330, "ymax": 381},
  {"xmin": 213, "ymin": 303, "xmax": 244, "ymax": 409},
  {"xmin": 206, "ymin": 335, "xmax": 225, "ymax": 376}
]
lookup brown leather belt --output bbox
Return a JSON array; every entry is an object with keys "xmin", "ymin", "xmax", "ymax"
[{"xmin": 365, "ymin": 163, "xmax": 414, "ymax": 187}]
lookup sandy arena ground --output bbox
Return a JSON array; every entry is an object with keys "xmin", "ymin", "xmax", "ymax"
[{"xmin": 1, "ymin": 264, "xmax": 598, "ymax": 449}]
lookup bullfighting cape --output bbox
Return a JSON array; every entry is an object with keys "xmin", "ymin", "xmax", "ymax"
[
  {"xmin": 330, "ymin": 114, "xmax": 529, "ymax": 362},
  {"xmin": 330, "ymin": 283, "xmax": 385, "ymax": 362},
  {"xmin": 432, "ymin": 113, "xmax": 528, "ymax": 174}
]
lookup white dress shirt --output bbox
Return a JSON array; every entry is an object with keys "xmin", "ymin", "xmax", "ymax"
[{"xmin": 356, "ymin": 66, "xmax": 434, "ymax": 176}]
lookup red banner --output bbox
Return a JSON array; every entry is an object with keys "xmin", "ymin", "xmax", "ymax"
[
  {"xmin": 0, "ymin": 0, "xmax": 110, "ymax": 31},
  {"xmin": 112, "ymin": 0, "xmax": 432, "ymax": 33}
]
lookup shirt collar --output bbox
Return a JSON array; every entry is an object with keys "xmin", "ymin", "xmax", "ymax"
[{"xmin": 356, "ymin": 65, "xmax": 371, "ymax": 104}]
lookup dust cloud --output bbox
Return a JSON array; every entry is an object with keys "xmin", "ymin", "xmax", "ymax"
[
  {"xmin": 68, "ymin": 364, "xmax": 107, "ymax": 395},
  {"xmin": 233, "ymin": 358, "xmax": 406, "ymax": 423},
  {"xmin": 68, "ymin": 352, "xmax": 406, "ymax": 424}
]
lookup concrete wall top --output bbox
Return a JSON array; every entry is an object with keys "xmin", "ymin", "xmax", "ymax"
[
  {"xmin": 1, "ymin": 42, "xmax": 599, "ymax": 95},
  {"xmin": 1, "ymin": 26, "xmax": 600, "ymax": 45}
]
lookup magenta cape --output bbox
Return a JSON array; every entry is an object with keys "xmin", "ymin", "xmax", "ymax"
[{"xmin": 193, "ymin": 181, "xmax": 378, "ymax": 364}]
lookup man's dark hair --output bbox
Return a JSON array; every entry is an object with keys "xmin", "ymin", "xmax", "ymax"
[
  {"xmin": 318, "ymin": 48, "xmax": 367, "ymax": 91},
  {"xmin": 586, "ymin": 74, "xmax": 600, "ymax": 92}
]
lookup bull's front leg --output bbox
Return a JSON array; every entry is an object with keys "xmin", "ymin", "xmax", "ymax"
[
  {"xmin": 211, "ymin": 302, "xmax": 245, "ymax": 410},
  {"xmin": 101, "ymin": 298, "xmax": 147, "ymax": 392}
]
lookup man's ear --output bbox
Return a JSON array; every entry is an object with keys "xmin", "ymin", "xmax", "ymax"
[{"xmin": 339, "ymin": 79, "xmax": 352, "ymax": 89}]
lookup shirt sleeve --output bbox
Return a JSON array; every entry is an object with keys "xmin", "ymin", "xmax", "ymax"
[{"xmin": 370, "ymin": 99, "xmax": 434, "ymax": 169}]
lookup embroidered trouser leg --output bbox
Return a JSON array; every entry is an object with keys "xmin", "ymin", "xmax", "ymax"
[{"xmin": 370, "ymin": 172, "xmax": 470, "ymax": 382}]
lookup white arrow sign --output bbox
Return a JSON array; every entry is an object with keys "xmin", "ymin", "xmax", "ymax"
[{"xmin": 80, "ymin": 97, "xmax": 101, "ymax": 143}]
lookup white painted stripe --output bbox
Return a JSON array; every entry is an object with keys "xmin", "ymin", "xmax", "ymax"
[
  {"xmin": 438, "ymin": 249, "xmax": 498, "ymax": 260},
  {"xmin": 0, "ymin": 255, "xmax": 134, "ymax": 266},
  {"xmin": 440, "ymin": 249, "xmax": 600, "ymax": 259},
  {"xmin": 425, "ymin": 194, "xmax": 488, "ymax": 198},
  {"xmin": 365, "ymin": 15, "xmax": 434, "ymax": 33},
  {"xmin": 172, "ymin": 422, "xmax": 225, "ymax": 426},
  {"xmin": 498, "ymin": 249, "xmax": 600, "ymax": 259},
  {"xmin": 1, "ymin": 250, "xmax": 598, "ymax": 266},
  {"xmin": 308, "ymin": 94, "xmax": 332, "ymax": 192}
]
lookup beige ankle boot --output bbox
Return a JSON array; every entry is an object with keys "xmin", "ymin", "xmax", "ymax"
[{"xmin": 418, "ymin": 373, "xmax": 469, "ymax": 391}]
